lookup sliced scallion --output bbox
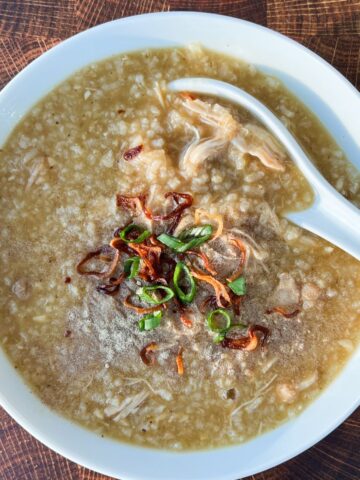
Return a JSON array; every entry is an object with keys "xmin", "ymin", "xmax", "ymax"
[
  {"xmin": 228, "ymin": 276, "xmax": 246, "ymax": 296},
  {"xmin": 138, "ymin": 311, "xmax": 162, "ymax": 331},
  {"xmin": 124, "ymin": 256, "xmax": 140, "ymax": 279},
  {"xmin": 179, "ymin": 224, "xmax": 213, "ymax": 243},
  {"xmin": 138, "ymin": 285, "xmax": 175, "ymax": 305},
  {"xmin": 206, "ymin": 308, "xmax": 231, "ymax": 333},
  {"xmin": 213, "ymin": 332, "xmax": 226, "ymax": 344},
  {"xmin": 119, "ymin": 224, "xmax": 151, "ymax": 244},
  {"xmin": 173, "ymin": 262, "xmax": 196, "ymax": 303},
  {"xmin": 157, "ymin": 233, "xmax": 185, "ymax": 251},
  {"xmin": 157, "ymin": 224, "xmax": 213, "ymax": 253}
]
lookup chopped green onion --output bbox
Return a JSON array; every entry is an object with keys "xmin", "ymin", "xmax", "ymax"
[
  {"xmin": 138, "ymin": 311, "xmax": 162, "ymax": 331},
  {"xmin": 119, "ymin": 224, "xmax": 151, "ymax": 244},
  {"xmin": 157, "ymin": 233, "xmax": 185, "ymax": 251},
  {"xmin": 179, "ymin": 224, "xmax": 213, "ymax": 242},
  {"xmin": 213, "ymin": 332, "xmax": 226, "ymax": 344},
  {"xmin": 157, "ymin": 224, "xmax": 213, "ymax": 253},
  {"xmin": 228, "ymin": 276, "xmax": 246, "ymax": 296},
  {"xmin": 124, "ymin": 256, "xmax": 140, "ymax": 279},
  {"xmin": 206, "ymin": 308, "xmax": 231, "ymax": 333},
  {"xmin": 173, "ymin": 262, "xmax": 196, "ymax": 303},
  {"xmin": 138, "ymin": 285, "xmax": 175, "ymax": 305}
]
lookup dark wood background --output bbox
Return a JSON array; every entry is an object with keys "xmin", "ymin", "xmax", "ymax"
[{"xmin": 0, "ymin": 1, "xmax": 359, "ymax": 479}]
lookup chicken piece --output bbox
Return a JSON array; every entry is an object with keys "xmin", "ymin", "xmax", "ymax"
[
  {"xmin": 181, "ymin": 98, "xmax": 239, "ymax": 140},
  {"xmin": 270, "ymin": 273, "xmax": 300, "ymax": 307},
  {"xmin": 179, "ymin": 98, "xmax": 238, "ymax": 178},
  {"xmin": 301, "ymin": 282, "xmax": 323, "ymax": 310},
  {"xmin": 233, "ymin": 123, "xmax": 286, "ymax": 171},
  {"xmin": 181, "ymin": 134, "xmax": 228, "ymax": 177},
  {"xmin": 180, "ymin": 96, "xmax": 286, "ymax": 177},
  {"xmin": 276, "ymin": 383, "xmax": 297, "ymax": 403}
]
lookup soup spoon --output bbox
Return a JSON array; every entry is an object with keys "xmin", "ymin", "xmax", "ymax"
[{"xmin": 169, "ymin": 78, "xmax": 360, "ymax": 261}]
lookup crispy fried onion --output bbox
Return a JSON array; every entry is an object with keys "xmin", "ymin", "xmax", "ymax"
[
  {"xmin": 96, "ymin": 272, "xmax": 126, "ymax": 296},
  {"xmin": 109, "ymin": 237, "xmax": 135, "ymax": 255},
  {"xmin": 186, "ymin": 250, "xmax": 217, "ymax": 275},
  {"xmin": 96, "ymin": 283, "xmax": 120, "ymax": 296},
  {"xmin": 176, "ymin": 347, "xmax": 184, "ymax": 375},
  {"xmin": 76, "ymin": 245, "xmax": 120, "ymax": 279},
  {"xmin": 152, "ymin": 192, "xmax": 193, "ymax": 225},
  {"xmin": 128, "ymin": 242, "xmax": 163, "ymax": 281},
  {"xmin": 180, "ymin": 313, "xmax": 193, "ymax": 328},
  {"xmin": 227, "ymin": 237, "xmax": 248, "ymax": 282},
  {"xmin": 200, "ymin": 295, "xmax": 218, "ymax": 314},
  {"xmin": 200, "ymin": 292, "xmax": 244, "ymax": 316},
  {"xmin": 265, "ymin": 306, "xmax": 301, "ymax": 318},
  {"xmin": 174, "ymin": 297, "xmax": 193, "ymax": 328},
  {"xmin": 194, "ymin": 208, "xmax": 223, "ymax": 241},
  {"xmin": 116, "ymin": 193, "xmax": 152, "ymax": 219},
  {"xmin": 221, "ymin": 325, "xmax": 269, "ymax": 351},
  {"xmin": 190, "ymin": 268, "xmax": 230, "ymax": 307},
  {"xmin": 123, "ymin": 144, "xmax": 143, "ymax": 161},
  {"xmin": 140, "ymin": 342, "xmax": 158, "ymax": 366},
  {"xmin": 123, "ymin": 295, "xmax": 166, "ymax": 314},
  {"xmin": 229, "ymin": 291, "xmax": 244, "ymax": 315}
]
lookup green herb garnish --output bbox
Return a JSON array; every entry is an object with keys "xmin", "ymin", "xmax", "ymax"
[
  {"xmin": 138, "ymin": 311, "xmax": 162, "ymax": 331},
  {"xmin": 173, "ymin": 262, "xmax": 196, "ymax": 303},
  {"xmin": 119, "ymin": 224, "xmax": 151, "ymax": 244},
  {"xmin": 138, "ymin": 285, "xmax": 175, "ymax": 305},
  {"xmin": 206, "ymin": 308, "xmax": 232, "ymax": 333},
  {"xmin": 157, "ymin": 224, "xmax": 213, "ymax": 253},
  {"xmin": 156, "ymin": 234, "xmax": 185, "ymax": 251},
  {"xmin": 227, "ymin": 276, "xmax": 246, "ymax": 296},
  {"xmin": 124, "ymin": 256, "xmax": 140, "ymax": 279}
]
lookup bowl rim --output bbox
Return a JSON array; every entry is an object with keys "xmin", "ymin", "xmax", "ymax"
[{"xmin": 0, "ymin": 11, "xmax": 359, "ymax": 480}]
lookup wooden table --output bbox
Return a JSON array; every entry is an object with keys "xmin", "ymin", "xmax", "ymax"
[{"xmin": 0, "ymin": 1, "xmax": 359, "ymax": 479}]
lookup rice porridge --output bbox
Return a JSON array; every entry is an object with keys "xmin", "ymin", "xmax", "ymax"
[{"xmin": 0, "ymin": 46, "xmax": 359, "ymax": 450}]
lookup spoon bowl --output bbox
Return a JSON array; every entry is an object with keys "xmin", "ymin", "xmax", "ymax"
[{"xmin": 169, "ymin": 77, "xmax": 360, "ymax": 261}]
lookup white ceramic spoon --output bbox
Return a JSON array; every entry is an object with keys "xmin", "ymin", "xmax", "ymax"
[{"xmin": 168, "ymin": 78, "xmax": 360, "ymax": 261}]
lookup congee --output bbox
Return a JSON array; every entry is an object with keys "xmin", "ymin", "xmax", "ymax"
[{"xmin": 1, "ymin": 46, "xmax": 360, "ymax": 450}]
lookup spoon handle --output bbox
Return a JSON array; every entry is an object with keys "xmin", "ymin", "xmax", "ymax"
[
  {"xmin": 169, "ymin": 78, "xmax": 360, "ymax": 260},
  {"xmin": 287, "ymin": 199, "xmax": 360, "ymax": 261}
]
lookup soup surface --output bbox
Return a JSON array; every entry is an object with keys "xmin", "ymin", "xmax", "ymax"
[{"xmin": 1, "ymin": 46, "xmax": 360, "ymax": 450}]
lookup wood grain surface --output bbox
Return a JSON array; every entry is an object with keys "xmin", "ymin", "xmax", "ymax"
[{"xmin": 0, "ymin": 1, "xmax": 359, "ymax": 479}]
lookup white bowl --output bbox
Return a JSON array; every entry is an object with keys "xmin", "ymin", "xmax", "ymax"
[{"xmin": 0, "ymin": 12, "xmax": 359, "ymax": 480}]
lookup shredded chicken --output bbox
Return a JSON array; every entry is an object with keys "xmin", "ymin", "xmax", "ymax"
[
  {"xmin": 301, "ymin": 282, "xmax": 323, "ymax": 310},
  {"xmin": 26, "ymin": 156, "xmax": 53, "ymax": 190},
  {"xmin": 270, "ymin": 273, "xmax": 300, "ymax": 307},
  {"xmin": 257, "ymin": 202, "xmax": 282, "ymax": 235},
  {"xmin": 181, "ymin": 98, "xmax": 239, "ymax": 139},
  {"xmin": 179, "ymin": 98, "xmax": 238, "ymax": 177},
  {"xmin": 105, "ymin": 390, "xmax": 149, "ymax": 421},
  {"xmin": 153, "ymin": 81, "xmax": 166, "ymax": 108},
  {"xmin": 230, "ymin": 374, "xmax": 277, "ymax": 422},
  {"xmin": 181, "ymin": 132, "xmax": 229, "ymax": 178},
  {"xmin": 232, "ymin": 123, "xmax": 286, "ymax": 171},
  {"xmin": 179, "ymin": 96, "xmax": 286, "ymax": 177},
  {"xmin": 296, "ymin": 371, "xmax": 318, "ymax": 391}
]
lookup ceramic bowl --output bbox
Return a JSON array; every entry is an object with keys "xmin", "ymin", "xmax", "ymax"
[{"xmin": 0, "ymin": 12, "xmax": 359, "ymax": 480}]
